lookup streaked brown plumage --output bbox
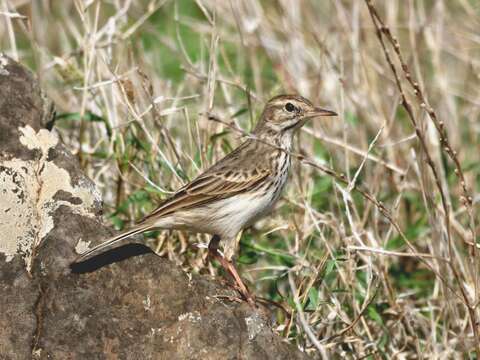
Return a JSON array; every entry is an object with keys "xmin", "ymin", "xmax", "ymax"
[{"xmin": 74, "ymin": 94, "xmax": 337, "ymax": 303}]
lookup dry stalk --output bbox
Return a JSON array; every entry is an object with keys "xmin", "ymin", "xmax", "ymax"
[{"xmin": 364, "ymin": 0, "xmax": 479, "ymax": 354}]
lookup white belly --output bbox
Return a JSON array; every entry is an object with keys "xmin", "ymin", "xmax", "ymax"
[
  {"xmin": 211, "ymin": 169, "xmax": 289, "ymax": 236},
  {"xmin": 165, "ymin": 178, "xmax": 286, "ymax": 240}
]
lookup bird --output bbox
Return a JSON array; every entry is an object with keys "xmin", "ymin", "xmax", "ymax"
[{"xmin": 74, "ymin": 94, "xmax": 337, "ymax": 304}]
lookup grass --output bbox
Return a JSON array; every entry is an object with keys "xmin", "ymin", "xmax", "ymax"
[{"xmin": 2, "ymin": 0, "xmax": 479, "ymax": 358}]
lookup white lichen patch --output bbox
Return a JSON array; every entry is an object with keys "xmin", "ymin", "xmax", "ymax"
[
  {"xmin": 0, "ymin": 53, "xmax": 9, "ymax": 76},
  {"xmin": 245, "ymin": 312, "xmax": 265, "ymax": 341},
  {"xmin": 74, "ymin": 239, "xmax": 91, "ymax": 254},
  {"xmin": 0, "ymin": 125, "xmax": 100, "ymax": 271},
  {"xmin": 148, "ymin": 328, "xmax": 162, "ymax": 338},
  {"xmin": 178, "ymin": 311, "xmax": 202, "ymax": 323},
  {"xmin": 19, "ymin": 125, "xmax": 58, "ymax": 154},
  {"xmin": 143, "ymin": 295, "xmax": 152, "ymax": 312}
]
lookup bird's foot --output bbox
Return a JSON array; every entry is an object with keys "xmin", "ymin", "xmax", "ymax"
[{"xmin": 207, "ymin": 239, "xmax": 256, "ymax": 307}]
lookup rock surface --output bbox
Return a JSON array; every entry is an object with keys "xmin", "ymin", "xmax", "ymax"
[{"xmin": 0, "ymin": 56, "xmax": 309, "ymax": 360}]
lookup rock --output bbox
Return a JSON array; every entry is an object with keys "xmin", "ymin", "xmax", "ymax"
[{"xmin": 0, "ymin": 56, "xmax": 309, "ymax": 360}]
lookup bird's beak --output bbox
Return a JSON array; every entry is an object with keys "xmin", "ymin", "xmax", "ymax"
[{"xmin": 305, "ymin": 106, "xmax": 338, "ymax": 118}]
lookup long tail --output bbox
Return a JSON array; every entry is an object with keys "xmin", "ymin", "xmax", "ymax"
[{"xmin": 74, "ymin": 224, "xmax": 152, "ymax": 263}]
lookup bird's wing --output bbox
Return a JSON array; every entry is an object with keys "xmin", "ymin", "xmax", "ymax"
[{"xmin": 138, "ymin": 166, "xmax": 271, "ymax": 224}]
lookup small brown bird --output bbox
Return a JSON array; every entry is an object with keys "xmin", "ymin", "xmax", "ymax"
[{"xmin": 75, "ymin": 94, "xmax": 337, "ymax": 303}]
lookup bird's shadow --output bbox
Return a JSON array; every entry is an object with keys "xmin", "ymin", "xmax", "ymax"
[{"xmin": 70, "ymin": 243, "xmax": 154, "ymax": 274}]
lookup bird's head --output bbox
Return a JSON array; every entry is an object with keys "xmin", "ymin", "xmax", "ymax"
[{"xmin": 254, "ymin": 94, "xmax": 337, "ymax": 135}]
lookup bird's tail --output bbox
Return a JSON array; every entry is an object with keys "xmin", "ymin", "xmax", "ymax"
[{"xmin": 74, "ymin": 223, "xmax": 152, "ymax": 263}]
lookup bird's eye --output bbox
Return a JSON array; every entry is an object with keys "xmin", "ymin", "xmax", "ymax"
[{"xmin": 285, "ymin": 102, "xmax": 295, "ymax": 112}]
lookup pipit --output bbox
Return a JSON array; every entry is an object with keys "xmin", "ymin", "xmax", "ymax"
[{"xmin": 75, "ymin": 94, "xmax": 337, "ymax": 304}]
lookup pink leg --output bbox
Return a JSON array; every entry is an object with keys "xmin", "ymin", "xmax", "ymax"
[{"xmin": 208, "ymin": 235, "xmax": 255, "ymax": 306}]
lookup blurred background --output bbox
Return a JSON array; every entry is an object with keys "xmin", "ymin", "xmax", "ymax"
[{"xmin": 1, "ymin": 0, "xmax": 479, "ymax": 357}]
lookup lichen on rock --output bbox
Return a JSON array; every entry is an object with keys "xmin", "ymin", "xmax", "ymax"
[
  {"xmin": 0, "ymin": 52, "xmax": 9, "ymax": 76},
  {"xmin": 0, "ymin": 125, "xmax": 101, "ymax": 271}
]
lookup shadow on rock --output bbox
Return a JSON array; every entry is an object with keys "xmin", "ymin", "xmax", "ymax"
[{"xmin": 70, "ymin": 243, "xmax": 154, "ymax": 273}]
